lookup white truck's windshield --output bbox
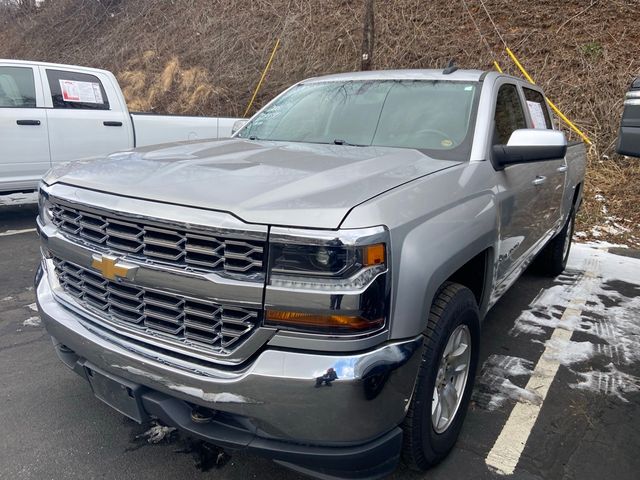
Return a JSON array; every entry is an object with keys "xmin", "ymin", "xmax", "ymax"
[{"xmin": 238, "ymin": 79, "xmax": 479, "ymax": 158}]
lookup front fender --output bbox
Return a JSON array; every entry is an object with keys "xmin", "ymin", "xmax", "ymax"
[{"xmin": 393, "ymin": 194, "xmax": 497, "ymax": 338}]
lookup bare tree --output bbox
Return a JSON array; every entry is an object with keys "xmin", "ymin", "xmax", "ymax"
[{"xmin": 360, "ymin": 0, "xmax": 374, "ymax": 71}]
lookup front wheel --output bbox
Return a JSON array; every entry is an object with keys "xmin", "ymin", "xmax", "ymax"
[{"xmin": 401, "ymin": 282, "xmax": 480, "ymax": 470}]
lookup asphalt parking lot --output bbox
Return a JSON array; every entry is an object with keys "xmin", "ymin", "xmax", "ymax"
[{"xmin": 1, "ymin": 199, "xmax": 639, "ymax": 480}]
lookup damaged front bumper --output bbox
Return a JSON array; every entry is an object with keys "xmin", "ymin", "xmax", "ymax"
[{"xmin": 36, "ymin": 265, "xmax": 423, "ymax": 479}]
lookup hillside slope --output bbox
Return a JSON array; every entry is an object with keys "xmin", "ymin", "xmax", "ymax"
[{"xmin": 1, "ymin": 0, "xmax": 638, "ymax": 244}]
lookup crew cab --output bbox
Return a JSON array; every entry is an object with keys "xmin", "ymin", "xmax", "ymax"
[
  {"xmin": 617, "ymin": 76, "xmax": 640, "ymax": 157},
  {"xmin": 0, "ymin": 59, "xmax": 239, "ymax": 193},
  {"xmin": 35, "ymin": 69, "xmax": 586, "ymax": 479}
]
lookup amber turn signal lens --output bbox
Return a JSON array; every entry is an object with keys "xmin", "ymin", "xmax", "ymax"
[
  {"xmin": 266, "ymin": 309, "xmax": 383, "ymax": 331},
  {"xmin": 364, "ymin": 243, "xmax": 385, "ymax": 266}
]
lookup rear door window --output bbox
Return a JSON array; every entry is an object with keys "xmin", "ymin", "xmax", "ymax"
[
  {"xmin": 523, "ymin": 87, "xmax": 552, "ymax": 129},
  {"xmin": 493, "ymin": 84, "xmax": 527, "ymax": 145},
  {"xmin": 0, "ymin": 66, "xmax": 36, "ymax": 108},
  {"xmin": 46, "ymin": 69, "xmax": 110, "ymax": 110}
]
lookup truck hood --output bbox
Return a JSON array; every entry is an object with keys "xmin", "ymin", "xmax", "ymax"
[{"xmin": 45, "ymin": 139, "xmax": 460, "ymax": 229}]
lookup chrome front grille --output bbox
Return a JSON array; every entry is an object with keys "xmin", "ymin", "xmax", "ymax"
[
  {"xmin": 50, "ymin": 200, "xmax": 264, "ymax": 276},
  {"xmin": 53, "ymin": 257, "xmax": 260, "ymax": 352}
]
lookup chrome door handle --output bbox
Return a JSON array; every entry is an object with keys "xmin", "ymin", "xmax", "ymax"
[
  {"xmin": 557, "ymin": 165, "xmax": 568, "ymax": 172},
  {"xmin": 532, "ymin": 176, "xmax": 547, "ymax": 186}
]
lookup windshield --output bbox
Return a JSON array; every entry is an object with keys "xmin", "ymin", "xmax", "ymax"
[{"xmin": 238, "ymin": 80, "xmax": 479, "ymax": 159}]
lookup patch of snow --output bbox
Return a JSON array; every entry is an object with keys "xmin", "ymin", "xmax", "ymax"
[
  {"xmin": 23, "ymin": 316, "xmax": 41, "ymax": 327},
  {"xmin": 0, "ymin": 191, "xmax": 38, "ymax": 206},
  {"xmin": 574, "ymin": 231, "xmax": 587, "ymax": 239},
  {"xmin": 26, "ymin": 302, "xmax": 38, "ymax": 311},
  {"xmin": 136, "ymin": 422, "xmax": 176, "ymax": 444},
  {"xmin": 1, "ymin": 296, "xmax": 13, "ymax": 302},
  {"xmin": 570, "ymin": 244, "xmax": 640, "ymax": 284},
  {"xmin": 505, "ymin": 244, "xmax": 640, "ymax": 403},
  {"xmin": 512, "ymin": 250, "xmax": 640, "ymax": 365},
  {"xmin": 0, "ymin": 228, "xmax": 37, "ymax": 237},
  {"xmin": 536, "ymin": 337, "xmax": 595, "ymax": 365},
  {"xmin": 591, "ymin": 223, "xmax": 629, "ymax": 237},
  {"xmin": 571, "ymin": 363, "xmax": 640, "ymax": 402},
  {"xmin": 577, "ymin": 240, "xmax": 629, "ymax": 249},
  {"xmin": 474, "ymin": 374, "xmax": 542, "ymax": 411},
  {"xmin": 473, "ymin": 355, "xmax": 539, "ymax": 410}
]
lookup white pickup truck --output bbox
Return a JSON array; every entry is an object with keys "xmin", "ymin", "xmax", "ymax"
[{"xmin": 0, "ymin": 59, "xmax": 239, "ymax": 193}]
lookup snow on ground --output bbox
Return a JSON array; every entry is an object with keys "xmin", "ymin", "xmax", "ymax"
[
  {"xmin": 22, "ymin": 316, "xmax": 41, "ymax": 327},
  {"xmin": 136, "ymin": 422, "xmax": 177, "ymax": 444},
  {"xmin": 572, "ymin": 363, "xmax": 640, "ymax": 402},
  {"xmin": 473, "ymin": 355, "xmax": 541, "ymax": 410},
  {"xmin": 0, "ymin": 192, "xmax": 38, "ymax": 206},
  {"xmin": 475, "ymin": 243, "xmax": 640, "ymax": 407}
]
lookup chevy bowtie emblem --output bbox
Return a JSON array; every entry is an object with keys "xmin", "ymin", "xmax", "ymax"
[{"xmin": 91, "ymin": 254, "xmax": 137, "ymax": 281}]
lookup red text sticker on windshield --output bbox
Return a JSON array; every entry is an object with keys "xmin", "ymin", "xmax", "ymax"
[{"xmin": 60, "ymin": 80, "xmax": 80, "ymax": 102}]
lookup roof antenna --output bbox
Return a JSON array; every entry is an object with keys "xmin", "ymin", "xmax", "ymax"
[{"xmin": 443, "ymin": 59, "xmax": 458, "ymax": 75}]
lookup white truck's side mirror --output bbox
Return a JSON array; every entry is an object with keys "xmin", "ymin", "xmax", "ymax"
[
  {"xmin": 493, "ymin": 129, "xmax": 567, "ymax": 169},
  {"xmin": 617, "ymin": 77, "xmax": 640, "ymax": 158},
  {"xmin": 231, "ymin": 119, "xmax": 248, "ymax": 136}
]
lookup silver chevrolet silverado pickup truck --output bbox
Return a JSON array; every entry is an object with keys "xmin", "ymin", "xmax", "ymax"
[{"xmin": 35, "ymin": 69, "xmax": 586, "ymax": 479}]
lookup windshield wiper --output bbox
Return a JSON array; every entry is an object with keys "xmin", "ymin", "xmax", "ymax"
[{"xmin": 333, "ymin": 139, "xmax": 366, "ymax": 147}]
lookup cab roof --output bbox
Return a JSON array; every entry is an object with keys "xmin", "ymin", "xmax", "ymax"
[{"xmin": 302, "ymin": 69, "xmax": 527, "ymax": 85}]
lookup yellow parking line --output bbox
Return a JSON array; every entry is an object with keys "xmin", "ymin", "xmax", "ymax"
[{"xmin": 485, "ymin": 263, "xmax": 599, "ymax": 474}]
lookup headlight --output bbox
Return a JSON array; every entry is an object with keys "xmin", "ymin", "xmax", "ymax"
[
  {"xmin": 38, "ymin": 186, "xmax": 54, "ymax": 224},
  {"xmin": 270, "ymin": 242, "xmax": 385, "ymax": 280},
  {"xmin": 265, "ymin": 226, "xmax": 389, "ymax": 335}
]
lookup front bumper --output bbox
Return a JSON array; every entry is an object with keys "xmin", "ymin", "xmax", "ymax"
[{"xmin": 36, "ymin": 266, "xmax": 422, "ymax": 478}]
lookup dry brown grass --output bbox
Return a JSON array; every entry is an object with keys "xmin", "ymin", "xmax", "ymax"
[
  {"xmin": 0, "ymin": 0, "xmax": 638, "ymax": 244},
  {"xmin": 116, "ymin": 54, "xmax": 227, "ymax": 113}
]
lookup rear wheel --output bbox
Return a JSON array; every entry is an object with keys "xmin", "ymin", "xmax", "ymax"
[
  {"xmin": 401, "ymin": 282, "xmax": 480, "ymax": 470},
  {"xmin": 536, "ymin": 208, "xmax": 575, "ymax": 277}
]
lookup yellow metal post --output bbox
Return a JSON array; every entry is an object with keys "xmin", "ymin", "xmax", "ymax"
[
  {"xmin": 505, "ymin": 47, "xmax": 592, "ymax": 145},
  {"xmin": 243, "ymin": 38, "xmax": 281, "ymax": 118}
]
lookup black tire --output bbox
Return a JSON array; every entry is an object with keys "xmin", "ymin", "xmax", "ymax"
[
  {"xmin": 536, "ymin": 208, "xmax": 575, "ymax": 277},
  {"xmin": 401, "ymin": 282, "xmax": 480, "ymax": 471}
]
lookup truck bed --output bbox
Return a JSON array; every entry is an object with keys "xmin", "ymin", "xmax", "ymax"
[{"xmin": 130, "ymin": 113, "xmax": 239, "ymax": 147}]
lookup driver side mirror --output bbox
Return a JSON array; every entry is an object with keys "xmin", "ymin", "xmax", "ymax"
[
  {"xmin": 493, "ymin": 129, "xmax": 567, "ymax": 169},
  {"xmin": 617, "ymin": 77, "xmax": 640, "ymax": 158},
  {"xmin": 231, "ymin": 119, "xmax": 248, "ymax": 136}
]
